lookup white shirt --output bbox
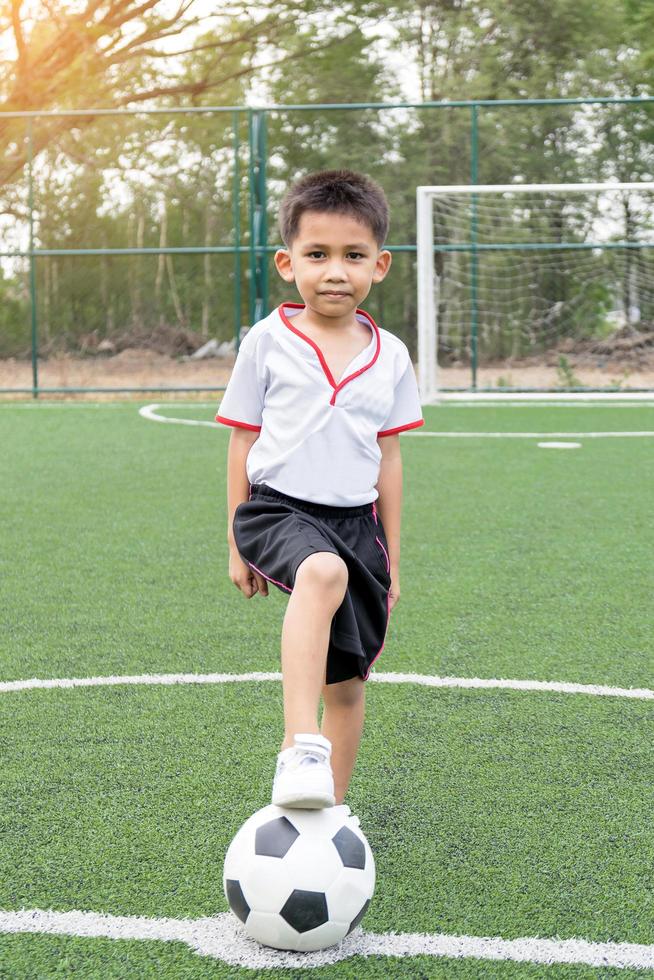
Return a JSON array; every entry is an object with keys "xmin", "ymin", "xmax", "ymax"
[{"xmin": 216, "ymin": 303, "xmax": 424, "ymax": 506}]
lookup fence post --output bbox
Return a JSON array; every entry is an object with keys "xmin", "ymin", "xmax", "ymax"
[
  {"xmin": 233, "ymin": 111, "xmax": 242, "ymax": 353},
  {"xmin": 470, "ymin": 104, "xmax": 479, "ymax": 390},
  {"xmin": 258, "ymin": 110, "xmax": 269, "ymax": 318},
  {"xmin": 27, "ymin": 119, "xmax": 39, "ymax": 398},
  {"xmin": 247, "ymin": 109, "xmax": 256, "ymax": 326},
  {"xmin": 247, "ymin": 109, "xmax": 268, "ymax": 327}
]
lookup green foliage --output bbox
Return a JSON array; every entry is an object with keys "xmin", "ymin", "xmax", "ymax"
[
  {"xmin": 556, "ymin": 354, "xmax": 582, "ymax": 388},
  {"xmin": 608, "ymin": 368, "xmax": 633, "ymax": 389},
  {"xmin": 625, "ymin": 0, "xmax": 654, "ymax": 71},
  {"xmin": 0, "ymin": 270, "xmax": 28, "ymax": 357}
]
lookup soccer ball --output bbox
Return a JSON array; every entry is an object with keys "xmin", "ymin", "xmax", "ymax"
[{"xmin": 223, "ymin": 803, "xmax": 375, "ymax": 951}]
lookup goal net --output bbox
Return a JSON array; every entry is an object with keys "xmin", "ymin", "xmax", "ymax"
[{"xmin": 416, "ymin": 182, "xmax": 654, "ymax": 400}]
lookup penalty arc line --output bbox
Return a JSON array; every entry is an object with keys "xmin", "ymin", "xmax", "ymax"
[
  {"xmin": 0, "ymin": 671, "xmax": 652, "ymax": 699},
  {"xmin": 138, "ymin": 403, "xmax": 654, "ymax": 438},
  {"xmin": 0, "ymin": 908, "xmax": 652, "ymax": 971}
]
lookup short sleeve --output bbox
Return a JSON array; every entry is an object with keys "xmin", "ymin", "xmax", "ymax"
[
  {"xmin": 215, "ymin": 335, "xmax": 264, "ymax": 432},
  {"xmin": 377, "ymin": 355, "xmax": 424, "ymax": 437}
]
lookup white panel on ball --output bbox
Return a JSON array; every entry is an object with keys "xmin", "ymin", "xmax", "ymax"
[
  {"xmin": 245, "ymin": 910, "xmax": 303, "ymax": 951},
  {"xmin": 326, "ymin": 874, "xmax": 372, "ymax": 926},
  {"xmin": 295, "ymin": 918, "xmax": 353, "ymax": 953},
  {"xmin": 280, "ymin": 835, "xmax": 343, "ymax": 892},
  {"xmin": 239, "ymin": 860, "xmax": 294, "ymax": 913}
]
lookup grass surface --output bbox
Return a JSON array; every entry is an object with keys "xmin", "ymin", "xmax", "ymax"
[{"xmin": 1, "ymin": 401, "xmax": 653, "ymax": 978}]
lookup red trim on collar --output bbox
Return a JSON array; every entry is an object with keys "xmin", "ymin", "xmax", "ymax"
[{"xmin": 278, "ymin": 302, "xmax": 381, "ymax": 406}]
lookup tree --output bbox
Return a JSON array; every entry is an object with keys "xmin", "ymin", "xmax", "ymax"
[
  {"xmin": 625, "ymin": 0, "xmax": 654, "ymax": 73},
  {"xmin": 0, "ymin": 0, "xmax": 370, "ymax": 189}
]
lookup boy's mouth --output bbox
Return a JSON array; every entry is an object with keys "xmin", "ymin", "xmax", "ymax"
[{"xmin": 320, "ymin": 290, "xmax": 351, "ymax": 298}]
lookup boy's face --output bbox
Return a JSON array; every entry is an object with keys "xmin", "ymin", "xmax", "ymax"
[{"xmin": 274, "ymin": 211, "xmax": 391, "ymax": 322}]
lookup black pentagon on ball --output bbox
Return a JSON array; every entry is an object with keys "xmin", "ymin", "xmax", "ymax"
[
  {"xmin": 225, "ymin": 879, "xmax": 250, "ymax": 924},
  {"xmin": 280, "ymin": 889, "xmax": 329, "ymax": 932},
  {"xmin": 255, "ymin": 816, "xmax": 300, "ymax": 858},
  {"xmin": 347, "ymin": 897, "xmax": 371, "ymax": 935},
  {"xmin": 332, "ymin": 825, "xmax": 366, "ymax": 869}
]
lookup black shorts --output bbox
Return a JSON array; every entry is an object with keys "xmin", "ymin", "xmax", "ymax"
[{"xmin": 232, "ymin": 483, "xmax": 392, "ymax": 685}]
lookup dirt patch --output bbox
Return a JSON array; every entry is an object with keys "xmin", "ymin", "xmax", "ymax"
[
  {"xmin": 2, "ymin": 326, "xmax": 654, "ymax": 400},
  {"xmin": 0, "ymin": 350, "xmax": 235, "ymax": 401},
  {"xmin": 42, "ymin": 323, "xmax": 212, "ymax": 359}
]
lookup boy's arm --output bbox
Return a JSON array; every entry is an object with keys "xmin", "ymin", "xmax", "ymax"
[
  {"xmin": 226, "ymin": 426, "xmax": 269, "ymax": 598},
  {"xmin": 375, "ymin": 434, "xmax": 402, "ymax": 607},
  {"xmin": 226, "ymin": 427, "xmax": 259, "ymax": 545}
]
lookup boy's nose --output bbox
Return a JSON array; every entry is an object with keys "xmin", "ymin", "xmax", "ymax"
[{"xmin": 325, "ymin": 262, "xmax": 347, "ymax": 280}]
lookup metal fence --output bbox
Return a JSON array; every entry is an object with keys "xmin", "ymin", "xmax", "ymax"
[{"xmin": 1, "ymin": 95, "xmax": 653, "ymax": 396}]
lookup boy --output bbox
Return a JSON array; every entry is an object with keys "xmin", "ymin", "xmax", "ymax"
[{"xmin": 217, "ymin": 170, "xmax": 423, "ymax": 810}]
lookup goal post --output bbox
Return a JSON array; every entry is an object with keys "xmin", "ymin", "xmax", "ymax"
[{"xmin": 416, "ymin": 182, "xmax": 654, "ymax": 401}]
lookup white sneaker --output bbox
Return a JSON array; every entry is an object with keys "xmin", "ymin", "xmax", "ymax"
[{"xmin": 272, "ymin": 733, "xmax": 336, "ymax": 809}]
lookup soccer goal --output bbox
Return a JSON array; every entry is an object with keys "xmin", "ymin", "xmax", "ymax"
[{"xmin": 416, "ymin": 182, "xmax": 654, "ymax": 401}]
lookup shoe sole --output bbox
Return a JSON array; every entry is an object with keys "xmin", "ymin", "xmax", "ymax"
[{"xmin": 272, "ymin": 791, "xmax": 336, "ymax": 809}]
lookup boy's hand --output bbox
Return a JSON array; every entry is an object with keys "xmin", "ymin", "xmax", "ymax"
[
  {"xmin": 389, "ymin": 567, "xmax": 400, "ymax": 612},
  {"xmin": 229, "ymin": 545, "xmax": 269, "ymax": 598}
]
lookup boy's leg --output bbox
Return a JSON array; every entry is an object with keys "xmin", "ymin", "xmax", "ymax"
[
  {"xmin": 280, "ymin": 552, "xmax": 348, "ymax": 750},
  {"xmin": 320, "ymin": 676, "xmax": 366, "ymax": 805}
]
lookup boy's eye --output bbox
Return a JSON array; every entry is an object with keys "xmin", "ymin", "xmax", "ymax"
[{"xmin": 304, "ymin": 251, "xmax": 365, "ymax": 260}]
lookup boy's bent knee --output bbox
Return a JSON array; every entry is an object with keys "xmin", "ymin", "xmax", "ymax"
[
  {"xmin": 323, "ymin": 675, "xmax": 365, "ymax": 706},
  {"xmin": 295, "ymin": 552, "xmax": 348, "ymax": 593}
]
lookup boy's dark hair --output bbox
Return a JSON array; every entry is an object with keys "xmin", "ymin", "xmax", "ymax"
[{"xmin": 279, "ymin": 170, "xmax": 389, "ymax": 247}]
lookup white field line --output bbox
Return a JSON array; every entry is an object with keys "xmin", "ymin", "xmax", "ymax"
[
  {"xmin": 0, "ymin": 671, "xmax": 652, "ymax": 700},
  {"xmin": 139, "ymin": 403, "xmax": 218, "ymax": 428},
  {"xmin": 6, "ymin": 399, "xmax": 654, "ymax": 408},
  {"xmin": 0, "ymin": 402, "xmax": 131, "ymax": 408},
  {"xmin": 441, "ymin": 391, "xmax": 654, "ymax": 402},
  {"xmin": 0, "ymin": 401, "xmax": 219, "ymax": 409},
  {"xmin": 5, "ymin": 390, "xmax": 654, "ymax": 408},
  {"xmin": 138, "ymin": 404, "xmax": 654, "ymax": 438},
  {"xmin": 0, "ymin": 909, "xmax": 652, "ymax": 970},
  {"xmin": 411, "ymin": 430, "xmax": 654, "ymax": 437},
  {"xmin": 440, "ymin": 401, "xmax": 654, "ymax": 407},
  {"xmin": 9, "ymin": 400, "xmax": 654, "ymax": 410}
]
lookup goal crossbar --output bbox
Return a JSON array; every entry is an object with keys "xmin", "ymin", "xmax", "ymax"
[{"xmin": 418, "ymin": 182, "xmax": 654, "ymax": 195}]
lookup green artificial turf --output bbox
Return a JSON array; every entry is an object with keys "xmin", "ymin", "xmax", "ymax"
[{"xmin": 0, "ymin": 401, "xmax": 653, "ymax": 978}]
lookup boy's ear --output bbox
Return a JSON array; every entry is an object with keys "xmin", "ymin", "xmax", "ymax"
[
  {"xmin": 274, "ymin": 248, "xmax": 295, "ymax": 282},
  {"xmin": 372, "ymin": 249, "xmax": 392, "ymax": 283}
]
